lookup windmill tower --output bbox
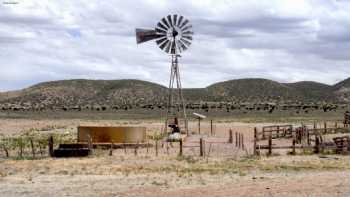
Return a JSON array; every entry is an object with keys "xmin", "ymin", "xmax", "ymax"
[{"xmin": 135, "ymin": 14, "xmax": 193, "ymax": 135}]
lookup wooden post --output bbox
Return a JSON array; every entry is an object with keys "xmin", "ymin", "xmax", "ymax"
[
  {"xmin": 292, "ymin": 139, "xmax": 296, "ymax": 155},
  {"xmin": 124, "ymin": 141, "xmax": 127, "ymax": 155},
  {"xmin": 38, "ymin": 142, "xmax": 43, "ymax": 157},
  {"xmin": 48, "ymin": 135, "xmax": 54, "ymax": 157},
  {"xmin": 210, "ymin": 119, "xmax": 213, "ymax": 136},
  {"xmin": 314, "ymin": 122, "xmax": 316, "ymax": 129},
  {"xmin": 229, "ymin": 129, "xmax": 233, "ymax": 143},
  {"xmin": 134, "ymin": 142, "xmax": 138, "ymax": 156},
  {"xmin": 30, "ymin": 138, "xmax": 35, "ymax": 159},
  {"xmin": 314, "ymin": 136, "xmax": 320, "ymax": 154},
  {"xmin": 277, "ymin": 126, "xmax": 280, "ymax": 138},
  {"xmin": 155, "ymin": 140, "xmax": 158, "ymax": 157},
  {"xmin": 324, "ymin": 122, "xmax": 327, "ymax": 134},
  {"xmin": 19, "ymin": 139, "xmax": 23, "ymax": 158},
  {"xmin": 242, "ymin": 134, "xmax": 244, "ymax": 149},
  {"xmin": 179, "ymin": 139, "xmax": 183, "ymax": 156},
  {"xmin": 239, "ymin": 133, "xmax": 242, "ymax": 149},
  {"xmin": 262, "ymin": 129, "xmax": 265, "ymax": 140},
  {"xmin": 235, "ymin": 132, "xmax": 238, "ymax": 147},
  {"xmin": 166, "ymin": 142, "xmax": 169, "ymax": 155},
  {"xmin": 307, "ymin": 130, "xmax": 310, "ymax": 145},
  {"xmin": 109, "ymin": 142, "xmax": 113, "ymax": 156},
  {"xmin": 198, "ymin": 118, "xmax": 201, "ymax": 134},
  {"xmin": 268, "ymin": 136, "xmax": 272, "ymax": 156},
  {"xmin": 146, "ymin": 140, "xmax": 149, "ymax": 154},
  {"xmin": 254, "ymin": 127, "xmax": 257, "ymax": 155},
  {"xmin": 200, "ymin": 138, "xmax": 204, "ymax": 157}
]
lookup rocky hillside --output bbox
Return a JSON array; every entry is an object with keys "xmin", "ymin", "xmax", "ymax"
[
  {"xmin": 333, "ymin": 78, "xmax": 350, "ymax": 102},
  {"xmin": 0, "ymin": 77, "xmax": 349, "ymax": 109}
]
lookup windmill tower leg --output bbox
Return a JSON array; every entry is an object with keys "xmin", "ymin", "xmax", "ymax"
[{"xmin": 165, "ymin": 55, "xmax": 188, "ymax": 135}]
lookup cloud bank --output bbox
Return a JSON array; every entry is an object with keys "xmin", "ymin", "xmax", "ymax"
[{"xmin": 0, "ymin": 0, "xmax": 350, "ymax": 91}]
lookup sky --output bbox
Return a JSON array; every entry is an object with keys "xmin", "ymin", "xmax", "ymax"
[{"xmin": 1, "ymin": 0, "xmax": 350, "ymax": 91}]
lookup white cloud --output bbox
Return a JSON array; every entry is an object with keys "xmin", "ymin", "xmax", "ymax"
[{"xmin": 0, "ymin": 0, "xmax": 350, "ymax": 91}]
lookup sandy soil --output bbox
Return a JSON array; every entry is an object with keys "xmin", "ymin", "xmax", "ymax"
[
  {"xmin": 1, "ymin": 155, "xmax": 350, "ymax": 197},
  {"xmin": 1, "ymin": 118, "xmax": 349, "ymax": 196}
]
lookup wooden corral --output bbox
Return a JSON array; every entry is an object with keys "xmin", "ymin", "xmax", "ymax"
[
  {"xmin": 344, "ymin": 111, "xmax": 350, "ymax": 126},
  {"xmin": 254, "ymin": 122, "xmax": 350, "ymax": 155},
  {"xmin": 78, "ymin": 126, "xmax": 146, "ymax": 143}
]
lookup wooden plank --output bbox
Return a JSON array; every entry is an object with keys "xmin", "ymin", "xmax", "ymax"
[{"xmin": 199, "ymin": 138, "xmax": 204, "ymax": 157}]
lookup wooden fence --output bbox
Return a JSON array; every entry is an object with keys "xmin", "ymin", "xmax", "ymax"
[{"xmin": 254, "ymin": 121, "xmax": 350, "ymax": 155}]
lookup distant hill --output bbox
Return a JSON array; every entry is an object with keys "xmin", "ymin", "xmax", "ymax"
[
  {"xmin": 283, "ymin": 81, "xmax": 334, "ymax": 101},
  {"xmin": 0, "ymin": 79, "xmax": 168, "ymax": 108},
  {"xmin": 333, "ymin": 78, "xmax": 350, "ymax": 102},
  {"xmin": 207, "ymin": 78, "xmax": 299, "ymax": 101},
  {"xmin": 0, "ymin": 77, "xmax": 349, "ymax": 109}
]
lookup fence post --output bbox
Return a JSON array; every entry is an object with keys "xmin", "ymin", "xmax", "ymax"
[
  {"xmin": 134, "ymin": 142, "xmax": 138, "ymax": 156},
  {"xmin": 229, "ymin": 129, "xmax": 233, "ymax": 143},
  {"xmin": 314, "ymin": 136, "xmax": 320, "ymax": 154},
  {"xmin": 324, "ymin": 122, "xmax": 327, "ymax": 134},
  {"xmin": 254, "ymin": 127, "xmax": 257, "ymax": 155},
  {"xmin": 200, "ymin": 138, "xmax": 204, "ymax": 157},
  {"xmin": 235, "ymin": 132, "xmax": 238, "ymax": 147},
  {"xmin": 30, "ymin": 138, "xmax": 35, "ymax": 159},
  {"xmin": 146, "ymin": 140, "xmax": 149, "ymax": 154},
  {"xmin": 109, "ymin": 142, "xmax": 113, "ymax": 156},
  {"xmin": 277, "ymin": 125, "xmax": 280, "ymax": 138},
  {"xmin": 242, "ymin": 134, "xmax": 244, "ymax": 150},
  {"xmin": 48, "ymin": 135, "xmax": 54, "ymax": 157},
  {"xmin": 155, "ymin": 139, "xmax": 158, "ymax": 157},
  {"xmin": 268, "ymin": 135, "xmax": 272, "ymax": 156},
  {"xmin": 292, "ymin": 139, "xmax": 296, "ymax": 155},
  {"xmin": 179, "ymin": 139, "xmax": 183, "ymax": 156},
  {"xmin": 210, "ymin": 119, "xmax": 213, "ymax": 136},
  {"xmin": 198, "ymin": 118, "xmax": 201, "ymax": 134},
  {"xmin": 166, "ymin": 142, "xmax": 169, "ymax": 155},
  {"xmin": 262, "ymin": 129, "xmax": 265, "ymax": 140},
  {"xmin": 307, "ymin": 130, "xmax": 310, "ymax": 145}
]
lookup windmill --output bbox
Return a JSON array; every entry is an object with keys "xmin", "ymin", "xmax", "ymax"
[{"xmin": 135, "ymin": 14, "xmax": 193, "ymax": 135}]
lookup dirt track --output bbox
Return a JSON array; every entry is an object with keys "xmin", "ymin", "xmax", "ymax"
[{"xmin": 1, "ymin": 170, "xmax": 349, "ymax": 197}]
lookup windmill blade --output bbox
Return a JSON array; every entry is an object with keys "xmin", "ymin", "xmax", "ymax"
[
  {"xmin": 179, "ymin": 19, "xmax": 189, "ymax": 28},
  {"xmin": 173, "ymin": 15, "xmax": 178, "ymax": 27},
  {"xmin": 157, "ymin": 22, "xmax": 167, "ymax": 31},
  {"xmin": 159, "ymin": 40, "xmax": 170, "ymax": 50},
  {"xmin": 183, "ymin": 35, "xmax": 193, "ymax": 40},
  {"xmin": 170, "ymin": 40, "xmax": 177, "ymax": 54},
  {"xmin": 178, "ymin": 40, "xmax": 188, "ymax": 51},
  {"xmin": 175, "ymin": 40, "xmax": 182, "ymax": 53},
  {"xmin": 165, "ymin": 40, "xmax": 171, "ymax": 53},
  {"xmin": 181, "ymin": 25, "xmax": 192, "ymax": 32},
  {"xmin": 167, "ymin": 15, "xmax": 173, "ymax": 27},
  {"xmin": 155, "ymin": 27, "xmax": 167, "ymax": 35},
  {"xmin": 156, "ymin": 37, "xmax": 168, "ymax": 45},
  {"xmin": 135, "ymin": 28, "xmax": 160, "ymax": 44},
  {"xmin": 161, "ymin": 17, "xmax": 170, "ymax": 28},
  {"xmin": 177, "ymin": 16, "xmax": 184, "ymax": 26},
  {"xmin": 180, "ymin": 38, "xmax": 191, "ymax": 46},
  {"xmin": 182, "ymin": 31, "xmax": 194, "ymax": 35}
]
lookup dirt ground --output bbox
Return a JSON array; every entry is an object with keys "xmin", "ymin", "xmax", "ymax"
[
  {"xmin": 1, "ymin": 118, "xmax": 350, "ymax": 196},
  {"xmin": 1, "ymin": 155, "xmax": 350, "ymax": 197}
]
